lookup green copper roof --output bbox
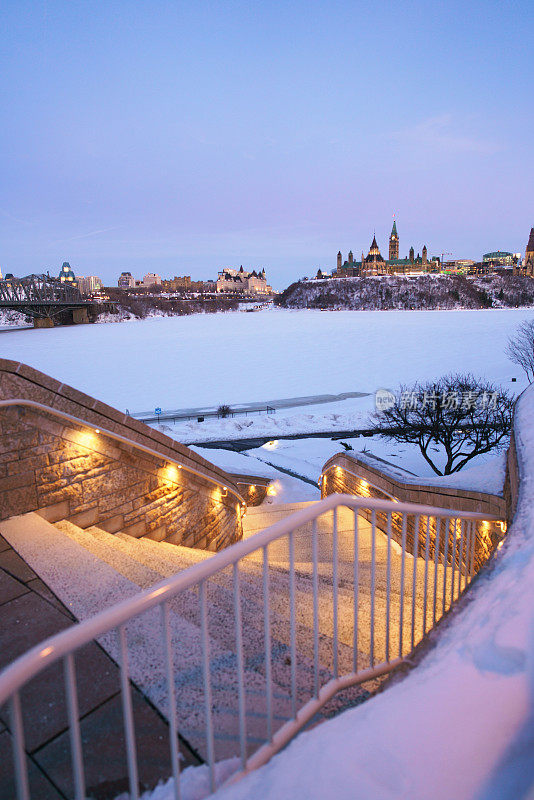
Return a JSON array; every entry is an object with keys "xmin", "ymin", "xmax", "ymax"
[{"xmin": 391, "ymin": 220, "xmax": 398, "ymax": 237}]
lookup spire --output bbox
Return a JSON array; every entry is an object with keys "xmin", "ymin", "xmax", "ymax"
[{"xmin": 391, "ymin": 220, "xmax": 398, "ymax": 237}]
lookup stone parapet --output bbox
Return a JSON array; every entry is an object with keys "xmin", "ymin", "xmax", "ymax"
[
  {"xmin": 320, "ymin": 452, "xmax": 506, "ymax": 572},
  {"xmin": 0, "ymin": 360, "xmax": 249, "ymax": 551}
]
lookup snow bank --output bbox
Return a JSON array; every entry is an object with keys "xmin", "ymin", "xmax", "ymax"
[
  {"xmin": 115, "ymin": 758, "xmax": 240, "ymax": 800},
  {"xmin": 354, "ymin": 450, "xmax": 507, "ymax": 497},
  {"xmin": 207, "ymin": 387, "xmax": 534, "ymax": 800},
  {"xmin": 136, "ymin": 386, "xmax": 534, "ymax": 800}
]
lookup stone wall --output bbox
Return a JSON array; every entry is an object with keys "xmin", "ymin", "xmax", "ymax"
[
  {"xmin": 321, "ymin": 453, "xmax": 506, "ymax": 572},
  {"xmin": 503, "ymin": 430, "xmax": 519, "ymax": 525},
  {"xmin": 0, "ymin": 359, "xmax": 245, "ymax": 551},
  {"xmin": 232, "ymin": 475, "xmax": 271, "ymax": 507}
]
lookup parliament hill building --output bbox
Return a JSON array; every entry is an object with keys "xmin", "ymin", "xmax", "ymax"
[
  {"xmin": 514, "ymin": 227, "xmax": 534, "ymax": 277},
  {"xmin": 334, "ymin": 221, "xmax": 438, "ymax": 277}
]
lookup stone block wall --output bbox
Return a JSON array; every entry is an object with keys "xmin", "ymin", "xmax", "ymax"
[
  {"xmin": 0, "ymin": 359, "xmax": 246, "ymax": 551},
  {"xmin": 232, "ymin": 475, "xmax": 271, "ymax": 507},
  {"xmin": 321, "ymin": 453, "xmax": 506, "ymax": 572}
]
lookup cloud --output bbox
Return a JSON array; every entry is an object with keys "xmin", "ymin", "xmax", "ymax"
[
  {"xmin": 0, "ymin": 209, "xmax": 37, "ymax": 226},
  {"xmin": 391, "ymin": 114, "xmax": 501, "ymax": 156},
  {"xmin": 52, "ymin": 226, "xmax": 121, "ymax": 244}
]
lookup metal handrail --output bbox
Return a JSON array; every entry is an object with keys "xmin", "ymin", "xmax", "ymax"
[{"xmin": 0, "ymin": 493, "xmax": 503, "ymax": 800}]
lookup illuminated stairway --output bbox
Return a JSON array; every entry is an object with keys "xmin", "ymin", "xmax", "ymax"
[{"xmin": 1, "ymin": 507, "xmax": 447, "ymax": 763}]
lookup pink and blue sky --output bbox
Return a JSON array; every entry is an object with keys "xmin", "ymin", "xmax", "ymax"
[{"xmin": 1, "ymin": 0, "xmax": 533, "ymax": 288}]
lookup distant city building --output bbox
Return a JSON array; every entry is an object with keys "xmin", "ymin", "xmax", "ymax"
[
  {"xmin": 77, "ymin": 275, "xmax": 103, "ymax": 296},
  {"xmin": 161, "ymin": 275, "xmax": 208, "ymax": 292},
  {"xmin": 58, "ymin": 262, "xmax": 76, "ymax": 284},
  {"xmin": 142, "ymin": 273, "xmax": 162, "ymax": 287},
  {"xmin": 118, "ymin": 271, "xmax": 135, "ymax": 288},
  {"xmin": 334, "ymin": 221, "xmax": 437, "ymax": 277},
  {"xmin": 216, "ymin": 267, "xmax": 272, "ymax": 295},
  {"xmin": 163, "ymin": 275, "xmax": 192, "ymax": 290},
  {"xmin": 525, "ymin": 229, "xmax": 534, "ymax": 273},
  {"xmin": 482, "ymin": 251, "xmax": 515, "ymax": 267},
  {"xmin": 514, "ymin": 228, "xmax": 534, "ymax": 277}
]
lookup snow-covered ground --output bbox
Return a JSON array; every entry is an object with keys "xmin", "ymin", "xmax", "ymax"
[
  {"xmin": 1, "ymin": 307, "xmax": 518, "ymax": 495},
  {"xmin": 0, "ymin": 308, "xmax": 529, "ymax": 414},
  {"xmin": 192, "ymin": 435, "xmax": 506, "ymax": 501},
  {"xmin": 131, "ymin": 379, "xmax": 534, "ymax": 800}
]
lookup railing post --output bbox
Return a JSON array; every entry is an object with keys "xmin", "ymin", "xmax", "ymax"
[
  {"xmin": 398, "ymin": 513, "xmax": 407, "ymax": 659},
  {"xmin": 411, "ymin": 514, "xmax": 420, "ymax": 651},
  {"xmin": 312, "ymin": 519, "xmax": 320, "ymax": 698},
  {"xmin": 117, "ymin": 625, "xmax": 139, "ymax": 800},
  {"xmin": 262, "ymin": 546, "xmax": 273, "ymax": 743},
  {"xmin": 442, "ymin": 517, "xmax": 450, "ymax": 615},
  {"xmin": 333, "ymin": 507, "xmax": 339, "ymax": 678},
  {"xmin": 450, "ymin": 519, "xmax": 458, "ymax": 608},
  {"xmin": 199, "ymin": 581, "xmax": 216, "ymax": 794},
  {"xmin": 370, "ymin": 510, "xmax": 376, "ymax": 667},
  {"xmin": 385, "ymin": 512, "xmax": 392, "ymax": 662},
  {"xmin": 64, "ymin": 654, "xmax": 86, "ymax": 800},
  {"xmin": 289, "ymin": 530, "xmax": 297, "ymax": 720},
  {"xmin": 459, "ymin": 520, "xmax": 465, "ymax": 595},
  {"xmin": 10, "ymin": 693, "xmax": 29, "ymax": 800},
  {"xmin": 160, "ymin": 602, "xmax": 181, "ymax": 800},
  {"xmin": 432, "ymin": 518, "xmax": 441, "ymax": 626},
  {"xmin": 423, "ymin": 516, "xmax": 431, "ymax": 635},
  {"xmin": 470, "ymin": 521, "xmax": 477, "ymax": 579},
  {"xmin": 353, "ymin": 510, "xmax": 359, "ymax": 673},
  {"xmin": 233, "ymin": 563, "xmax": 247, "ymax": 770}
]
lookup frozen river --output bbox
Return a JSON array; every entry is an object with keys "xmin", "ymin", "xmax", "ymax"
[{"xmin": 0, "ymin": 307, "xmax": 531, "ymax": 414}]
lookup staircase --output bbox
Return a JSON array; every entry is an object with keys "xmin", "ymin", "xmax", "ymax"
[{"xmin": 0, "ymin": 504, "xmax": 446, "ymax": 765}]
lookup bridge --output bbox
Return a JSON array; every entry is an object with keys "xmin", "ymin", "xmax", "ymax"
[{"xmin": 0, "ymin": 274, "xmax": 115, "ymax": 326}]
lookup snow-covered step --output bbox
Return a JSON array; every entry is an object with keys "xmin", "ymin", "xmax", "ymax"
[
  {"xmin": 111, "ymin": 532, "xmax": 367, "ymax": 705},
  {"xmin": 0, "ymin": 514, "xmax": 299, "ymax": 760},
  {"xmin": 108, "ymin": 532, "xmax": 332, "ymax": 704},
  {"xmin": 54, "ymin": 519, "xmax": 162, "ymax": 589}
]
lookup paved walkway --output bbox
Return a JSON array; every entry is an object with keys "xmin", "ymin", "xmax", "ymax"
[
  {"xmin": 131, "ymin": 390, "xmax": 370, "ymax": 423},
  {"xmin": 0, "ymin": 533, "xmax": 199, "ymax": 800}
]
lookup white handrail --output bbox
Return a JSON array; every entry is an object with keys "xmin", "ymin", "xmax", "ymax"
[
  {"xmin": 0, "ymin": 492, "xmax": 503, "ymax": 799},
  {"xmin": 0, "ymin": 493, "xmax": 497, "ymax": 706}
]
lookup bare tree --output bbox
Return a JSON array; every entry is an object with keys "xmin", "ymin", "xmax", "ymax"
[
  {"xmin": 372, "ymin": 374, "xmax": 513, "ymax": 475},
  {"xmin": 506, "ymin": 320, "xmax": 534, "ymax": 382}
]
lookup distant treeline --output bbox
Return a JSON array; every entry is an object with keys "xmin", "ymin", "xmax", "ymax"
[
  {"xmin": 103, "ymin": 288, "xmax": 240, "ymax": 319},
  {"xmin": 275, "ymin": 274, "xmax": 534, "ymax": 311}
]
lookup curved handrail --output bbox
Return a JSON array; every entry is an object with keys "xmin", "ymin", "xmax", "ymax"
[
  {"xmin": 0, "ymin": 398, "xmax": 245, "ymax": 506},
  {"xmin": 0, "ymin": 492, "xmax": 498, "ymax": 707}
]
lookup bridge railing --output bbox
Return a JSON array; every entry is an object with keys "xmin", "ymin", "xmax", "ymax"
[{"xmin": 0, "ymin": 494, "xmax": 504, "ymax": 800}]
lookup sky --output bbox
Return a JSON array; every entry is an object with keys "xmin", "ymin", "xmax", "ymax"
[{"xmin": 1, "ymin": 0, "xmax": 533, "ymax": 289}]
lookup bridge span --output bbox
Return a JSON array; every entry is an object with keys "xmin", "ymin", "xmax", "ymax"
[{"xmin": 0, "ymin": 273, "xmax": 115, "ymax": 326}]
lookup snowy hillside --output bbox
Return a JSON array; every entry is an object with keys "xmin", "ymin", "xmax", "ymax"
[{"xmin": 277, "ymin": 274, "xmax": 534, "ymax": 311}]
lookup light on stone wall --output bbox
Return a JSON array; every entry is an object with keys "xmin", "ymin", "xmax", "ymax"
[
  {"xmin": 165, "ymin": 464, "xmax": 181, "ymax": 483},
  {"xmin": 76, "ymin": 430, "xmax": 97, "ymax": 449}
]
